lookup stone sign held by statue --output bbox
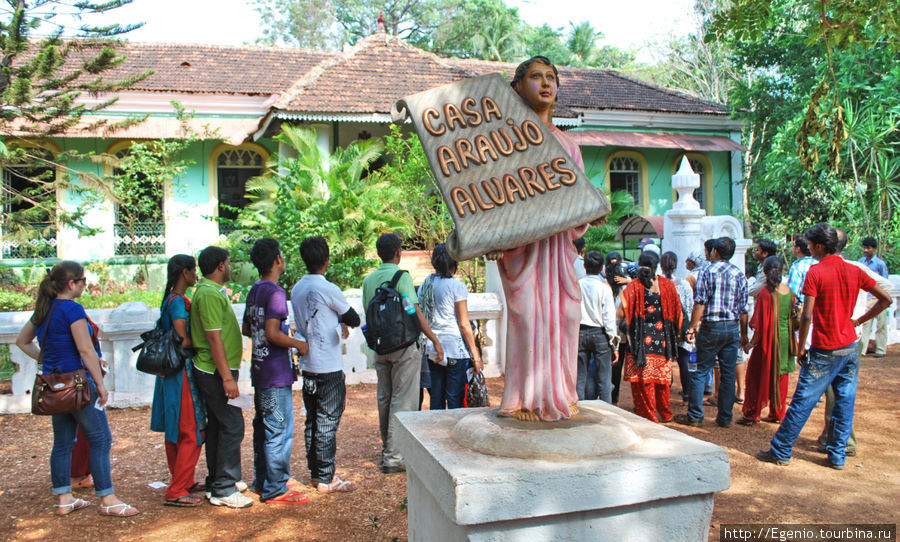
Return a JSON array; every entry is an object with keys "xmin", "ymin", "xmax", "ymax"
[{"xmin": 391, "ymin": 73, "xmax": 610, "ymax": 261}]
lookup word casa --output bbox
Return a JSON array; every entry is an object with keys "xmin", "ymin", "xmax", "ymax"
[
  {"xmin": 450, "ymin": 157, "xmax": 577, "ymax": 218},
  {"xmin": 421, "ymin": 96, "xmax": 546, "ymax": 178}
]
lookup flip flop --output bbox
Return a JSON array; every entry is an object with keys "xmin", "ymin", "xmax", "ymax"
[
  {"xmin": 188, "ymin": 482, "xmax": 206, "ymax": 493},
  {"xmin": 99, "ymin": 503, "xmax": 140, "ymax": 517},
  {"xmin": 57, "ymin": 498, "xmax": 90, "ymax": 516},
  {"xmin": 317, "ymin": 476, "xmax": 358, "ymax": 494},
  {"xmin": 253, "ymin": 478, "xmax": 301, "ymax": 495},
  {"xmin": 264, "ymin": 489, "xmax": 309, "ymax": 505},
  {"xmin": 164, "ymin": 495, "xmax": 202, "ymax": 507},
  {"xmin": 703, "ymin": 398, "xmax": 717, "ymax": 406}
]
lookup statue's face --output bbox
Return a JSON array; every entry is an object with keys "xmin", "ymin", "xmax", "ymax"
[{"xmin": 516, "ymin": 62, "xmax": 557, "ymax": 112}]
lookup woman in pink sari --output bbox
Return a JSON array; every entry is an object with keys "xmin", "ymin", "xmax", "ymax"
[{"xmin": 493, "ymin": 56, "xmax": 593, "ymax": 421}]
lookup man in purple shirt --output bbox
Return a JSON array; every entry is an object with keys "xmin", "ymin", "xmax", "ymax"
[{"xmin": 242, "ymin": 238, "xmax": 309, "ymax": 504}]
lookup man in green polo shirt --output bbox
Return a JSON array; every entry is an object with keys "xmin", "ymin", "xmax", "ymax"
[
  {"xmin": 190, "ymin": 246, "xmax": 252, "ymax": 509},
  {"xmin": 362, "ymin": 233, "xmax": 444, "ymax": 474}
]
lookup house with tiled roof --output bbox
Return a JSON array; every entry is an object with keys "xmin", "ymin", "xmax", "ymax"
[{"xmin": 1, "ymin": 32, "xmax": 743, "ymax": 267}]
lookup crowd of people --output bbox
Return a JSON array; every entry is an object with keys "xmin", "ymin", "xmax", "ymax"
[
  {"xmin": 10, "ymin": 49, "xmax": 894, "ymax": 519},
  {"xmin": 573, "ymin": 223, "xmax": 892, "ymax": 472},
  {"xmin": 11, "ymin": 220, "xmax": 894, "ymax": 517}
]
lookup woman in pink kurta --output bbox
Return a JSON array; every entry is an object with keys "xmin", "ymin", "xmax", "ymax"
[{"xmin": 495, "ymin": 56, "xmax": 591, "ymax": 421}]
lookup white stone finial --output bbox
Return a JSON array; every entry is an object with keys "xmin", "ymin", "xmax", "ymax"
[{"xmin": 671, "ymin": 155, "xmax": 701, "ymax": 210}]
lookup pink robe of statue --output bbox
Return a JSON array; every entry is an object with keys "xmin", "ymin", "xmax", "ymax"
[{"xmin": 497, "ymin": 126, "xmax": 588, "ymax": 421}]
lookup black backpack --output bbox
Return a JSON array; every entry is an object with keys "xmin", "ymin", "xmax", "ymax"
[{"xmin": 364, "ymin": 270, "xmax": 421, "ymax": 355}]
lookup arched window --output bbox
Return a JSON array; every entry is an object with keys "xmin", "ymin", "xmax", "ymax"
[
  {"xmin": 609, "ymin": 155, "xmax": 642, "ymax": 208},
  {"xmin": 109, "ymin": 144, "xmax": 165, "ymax": 256},
  {"xmin": 1, "ymin": 144, "xmax": 58, "ymax": 258},
  {"xmin": 212, "ymin": 145, "xmax": 266, "ymax": 235},
  {"xmin": 690, "ymin": 158, "xmax": 705, "ymax": 208}
]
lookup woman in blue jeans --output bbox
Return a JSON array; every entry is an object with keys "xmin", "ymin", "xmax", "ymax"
[
  {"xmin": 419, "ymin": 244, "xmax": 482, "ymax": 409},
  {"xmin": 16, "ymin": 261, "xmax": 138, "ymax": 517}
]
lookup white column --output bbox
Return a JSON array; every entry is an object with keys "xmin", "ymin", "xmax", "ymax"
[
  {"xmin": 662, "ymin": 157, "xmax": 706, "ymax": 279},
  {"xmin": 483, "ymin": 260, "xmax": 507, "ymax": 375}
]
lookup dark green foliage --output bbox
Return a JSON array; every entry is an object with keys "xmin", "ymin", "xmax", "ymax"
[
  {"xmin": 0, "ymin": 288, "xmax": 32, "ymax": 311},
  {"xmin": 251, "ymin": 0, "xmax": 635, "ymax": 67},
  {"xmin": 230, "ymin": 125, "xmax": 406, "ymax": 290},
  {"xmin": 709, "ymin": 0, "xmax": 900, "ymax": 265}
]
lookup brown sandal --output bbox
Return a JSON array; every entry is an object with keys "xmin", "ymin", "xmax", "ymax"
[{"xmin": 164, "ymin": 495, "xmax": 202, "ymax": 507}]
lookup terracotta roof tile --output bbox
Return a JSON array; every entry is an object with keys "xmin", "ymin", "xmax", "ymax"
[
  {"xmin": 19, "ymin": 41, "xmax": 336, "ymax": 96},
  {"xmin": 274, "ymin": 33, "xmax": 476, "ymax": 113},
  {"xmin": 117, "ymin": 42, "xmax": 337, "ymax": 95},
  {"xmin": 447, "ymin": 58, "xmax": 728, "ymax": 116},
  {"xmin": 19, "ymin": 38, "xmax": 727, "ymax": 115},
  {"xmin": 273, "ymin": 37, "xmax": 728, "ymax": 117}
]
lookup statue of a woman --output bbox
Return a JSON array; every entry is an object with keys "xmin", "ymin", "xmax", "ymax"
[{"xmin": 492, "ymin": 56, "xmax": 597, "ymax": 421}]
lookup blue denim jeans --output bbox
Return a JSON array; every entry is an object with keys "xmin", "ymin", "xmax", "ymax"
[
  {"xmin": 769, "ymin": 344, "xmax": 858, "ymax": 466},
  {"xmin": 688, "ymin": 320, "xmax": 740, "ymax": 425},
  {"xmin": 429, "ymin": 358, "xmax": 469, "ymax": 409},
  {"xmin": 252, "ymin": 385, "xmax": 294, "ymax": 501},
  {"xmin": 50, "ymin": 381, "xmax": 114, "ymax": 497},
  {"xmin": 578, "ymin": 327, "xmax": 613, "ymax": 402}
]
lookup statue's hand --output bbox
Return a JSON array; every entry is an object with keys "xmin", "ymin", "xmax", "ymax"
[
  {"xmin": 590, "ymin": 216, "xmax": 608, "ymax": 227},
  {"xmin": 485, "ymin": 250, "xmax": 503, "ymax": 261}
]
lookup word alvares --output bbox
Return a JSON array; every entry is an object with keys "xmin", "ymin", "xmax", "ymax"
[
  {"xmin": 450, "ymin": 159, "xmax": 576, "ymax": 218},
  {"xmin": 421, "ymin": 96, "xmax": 577, "ymax": 218}
]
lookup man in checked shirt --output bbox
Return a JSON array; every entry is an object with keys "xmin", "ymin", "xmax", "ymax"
[{"xmin": 676, "ymin": 236, "xmax": 749, "ymax": 428}]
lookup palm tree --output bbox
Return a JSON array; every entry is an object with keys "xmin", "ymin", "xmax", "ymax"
[
  {"xmin": 236, "ymin": 124, "xmax": 408, "ymax": 288},
  {"xmin": 566, "ymin": 21, "xmax": 602, "ymax": 67}
]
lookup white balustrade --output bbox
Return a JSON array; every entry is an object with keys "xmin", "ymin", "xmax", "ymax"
[{"xmin": 0, "ymin": 291, "xmax": 505, "ymax": 413}]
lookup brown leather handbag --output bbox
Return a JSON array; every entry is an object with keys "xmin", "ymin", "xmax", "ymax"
[{"xmin": 31, "ymin": 301, "xmax": 93, "ymax": 416}]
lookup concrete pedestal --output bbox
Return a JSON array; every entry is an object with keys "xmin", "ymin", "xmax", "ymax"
[{"xmin": 395, "ymin": 401, "xmax": 729, "ymax": 542}]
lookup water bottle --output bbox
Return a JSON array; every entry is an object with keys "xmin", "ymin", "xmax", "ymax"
[
  {"xmin": 401, "ymin": 294, "xmax": 416, "ymax": 315},
  {"xmin": 687, "ymin": 350, "xmax": 698, "ymax": 372}
]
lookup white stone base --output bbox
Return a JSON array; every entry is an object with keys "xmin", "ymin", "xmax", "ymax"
[{"xmin": 395, "ymin": 401, "xmax": 730, "ymax": 542}]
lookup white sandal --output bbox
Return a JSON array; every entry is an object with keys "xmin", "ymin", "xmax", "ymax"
[
  {"xmin": 57, "ymin": 498, "xmax": 90, "ymax": 516},
  {"xmin": 316, "ymin": 476, "xmax": 357, "ymax": 493},
  {"xmin": 99, "ymin": 502, "xmax": 140, "ymax": 517}
]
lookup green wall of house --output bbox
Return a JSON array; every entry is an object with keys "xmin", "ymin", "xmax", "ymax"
[
  {"xmin": 581, "ymin": 146, "xmax": 733, "ymax": 216},
  {"xmin": 50, "ymin": 137, "xmax": 278, "ymax": 207}
]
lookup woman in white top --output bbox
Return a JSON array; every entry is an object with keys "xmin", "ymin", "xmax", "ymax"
[{"xmin": 419, "ymin": 244, "xmax": 483, "ymax": 409}]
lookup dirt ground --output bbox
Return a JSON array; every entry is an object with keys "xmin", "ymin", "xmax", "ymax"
[{"xmin": 1, "ymin": 348, "xmax": 898, "ymax": 542}]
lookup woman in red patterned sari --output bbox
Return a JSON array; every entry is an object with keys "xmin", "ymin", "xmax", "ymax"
[{"xmin": 618, "ymin": 251, "xmax": 683, "ymax": 423}]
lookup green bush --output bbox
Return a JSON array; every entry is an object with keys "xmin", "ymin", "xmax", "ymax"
[
  {"xmin": 0, "ymin": 289, "xmax": 33, "ymax": 311},
  {"xmin": 0, "ymin": 345, "xmax": 14, "ymax": 381},
  {"xmin": 78, "ymin": 289, "xmax": 163, "ymax": 309},
  {"xmin": 86, "ymin": 262, "xmax": 112, "ymax": 284},
  {"xmin": 0, "ymin": 266, "xmax": 21, "ymax": 287}
]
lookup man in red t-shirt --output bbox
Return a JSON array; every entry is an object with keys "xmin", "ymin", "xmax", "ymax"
[{"xmin": 758, "ymin": 223, "xmax": 891, "ymax": 470}]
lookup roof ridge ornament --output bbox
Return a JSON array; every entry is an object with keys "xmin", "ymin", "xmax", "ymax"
[{"xmin": 377, "ymin": 12, "xmax": 385, "ymax": 33}]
